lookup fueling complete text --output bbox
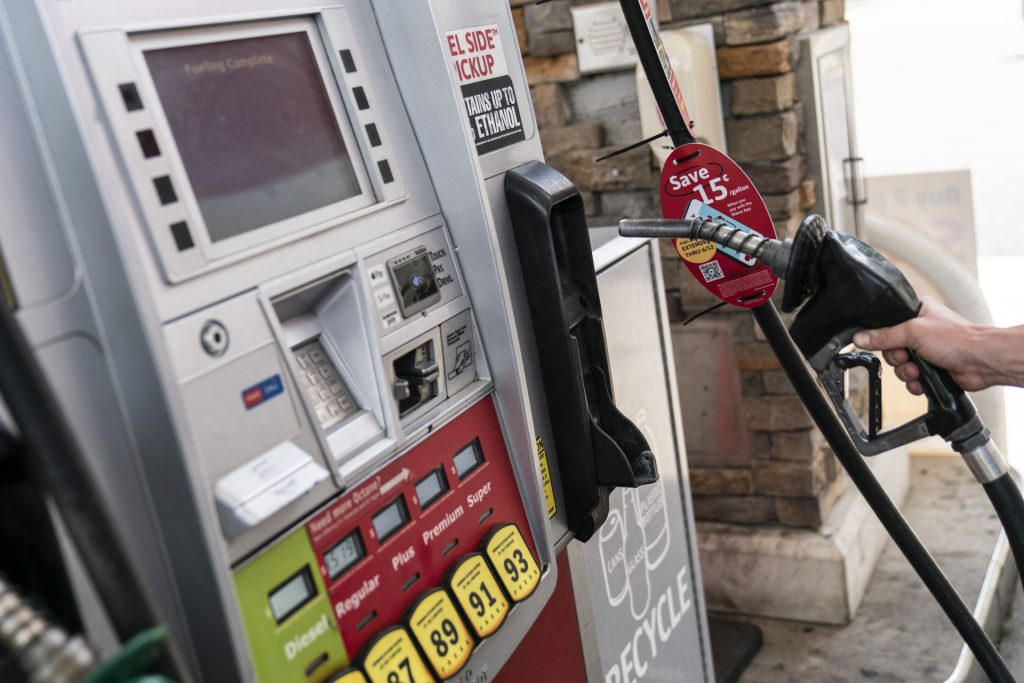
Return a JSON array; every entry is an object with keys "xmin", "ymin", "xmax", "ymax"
[{"xmin": 445, "ymin": 24, "xmax": 525, "ymax": 155}]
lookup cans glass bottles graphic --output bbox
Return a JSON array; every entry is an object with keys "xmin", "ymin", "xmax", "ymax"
[
  {"xmin": 598, "ymin": 505, "xmax": 629, "ymax": 608},
  {"xmin": 633, "ymin": 409, "xmax": 671, "ymax": 571}
]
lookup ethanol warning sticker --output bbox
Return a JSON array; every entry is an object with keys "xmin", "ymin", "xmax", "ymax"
[
  {"xmin": 483, "ymin": 523, "xmax": 540, "ymax": 602},
  {"xmin": 407, "ymin": 589, "xmax": 473, "ymax": 679},
  {"xmin": 535, "ymin": 437, "xmax": 557, "ymax": 519},
  {"xmin": 445, "ymin": 24, "xmax": 525, "ymax": 155},
  {"xmin": 362, "ymin": 627, "xmax": 435, "ymax": 683},
  {"xmin": 448, "ymin": 554, "xmax": 509, "ymax": 638}
]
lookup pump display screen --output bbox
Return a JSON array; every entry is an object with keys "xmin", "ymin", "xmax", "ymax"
[
  {"xmin": 453, "ymin": 441, "xmax": 483, "ymax": 479},
  {"xmin": 145, "ymin": 32, "xmax": 363, "ymax": 242},
  {"xmin": 372, "ymin": 496, "xmax": 409, "ymax": 542},
  {"xmin": 324, "ymin": 530, "xmax": 365, "ymax": 580},
  {"xmin": 268, "ymin": 566, "xmax": 316, "ymax": 623}
]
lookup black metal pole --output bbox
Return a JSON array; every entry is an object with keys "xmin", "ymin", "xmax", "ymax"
[{"xmin": 0, "ymin": 295, "xmax": 159, "ymax": 644}]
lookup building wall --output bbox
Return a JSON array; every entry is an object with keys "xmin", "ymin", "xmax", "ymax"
[{"xmin": 512, "ymin": 0, "xmax": 858, "ymax": 529}]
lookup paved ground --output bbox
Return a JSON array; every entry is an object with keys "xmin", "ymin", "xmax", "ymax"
[{"xmin": 731, "ymin": 455, "xmax": 1005, "ymax": 682}]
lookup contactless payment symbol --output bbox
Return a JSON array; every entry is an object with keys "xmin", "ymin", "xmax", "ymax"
[
  {"xmin": 361, "ymin": 626, "xmax": 435, "ymax": 683},
  {"xmin": 660, "ymin": 142, "xmax": 778, "ymax": 308},
  {"xmin": 407, "ymin": 588, "xmax": 473, "ymax": 679},
  {"xmin": 483, "ymin": 523, "xmax": 540, "ymax": 602},
  {"xmin": 447, "ymin": 554, "xmax": 508, "ymax": 638}
]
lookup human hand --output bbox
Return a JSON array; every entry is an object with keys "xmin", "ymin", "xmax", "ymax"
[{"xmin": 852, "ymin": 296, "xmax": 997, "ymax": 395}]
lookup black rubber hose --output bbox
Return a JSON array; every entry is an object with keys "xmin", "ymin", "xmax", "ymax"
[
  {"xmin": 0, "ymin": 296, "xmax": 158, "ymax": 643},
  {"xmin": 984, "ymin": 472, "xmax": 1024, "ymax": 595},
  {"xmin": 754, "ymin": 304, "xmax": 1014, "ymax": 682}
]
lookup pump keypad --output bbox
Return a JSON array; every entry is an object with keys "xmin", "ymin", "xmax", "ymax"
[{"xmin": 294, "ymin": 339, "xmax": 357, "ymax": 430}]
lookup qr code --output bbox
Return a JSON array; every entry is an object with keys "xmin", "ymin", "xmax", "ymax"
[{"xmin": 698, "ymin": 260, "xmax": 725, "ymax": 283}]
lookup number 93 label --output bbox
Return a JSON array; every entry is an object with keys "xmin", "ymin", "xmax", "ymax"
[
  {"xmin": 447, "ymin": 553, "xmax": 509, "ymax": 638},
  {"xmin": 407, "ymin": 589, "xmax": 473, "ymax": 679},
  {"xmin": 362, "ymin": 626, "xmax": 435, "ymax": 683},
  {"xmin": 483, "ymin": 523, "xmax": 540, "ymax": 602}
]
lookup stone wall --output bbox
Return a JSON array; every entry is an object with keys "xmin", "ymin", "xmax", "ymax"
[{"xmin": 512, "ymin": 0, "xmax": 853, "ymax": 530}]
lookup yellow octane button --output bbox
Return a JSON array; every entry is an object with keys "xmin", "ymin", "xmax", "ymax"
[
  {"xmin": 447, "ymin": 553, "xmax": 509, "ymax": 638},
  {"xmin": 407, "ymin": 588, "xmax": 473, "ymax": 680},
  {"xmin": 483, "ymin": 523, "xmax": 540, "ymax": 602},
  {"xmin": 327, "ymin": 669, "xmax": 368, "ymax": 683},
  {"xmin": 361, "ymin": 626, "xmax": 435, "ymax": 683}
]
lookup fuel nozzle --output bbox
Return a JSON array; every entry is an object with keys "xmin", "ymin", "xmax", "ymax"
[
  {"xmin": 618, "ymin": 214, "xmax": 830, "ymax": 313},
  {"xmin": 619, "ymin": 213, "xmax": 998, "ymax": 470}
]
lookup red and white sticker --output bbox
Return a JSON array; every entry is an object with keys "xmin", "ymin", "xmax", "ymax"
[
  {"xmin": 445, "ymin": 24, "xmax": 525, "ymax": 155},
  {"xmin": 660, "ymin": 143, "xmax": 778, "ymax": 308}
]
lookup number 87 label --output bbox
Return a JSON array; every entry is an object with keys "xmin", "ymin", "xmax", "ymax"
[
  {"xmin": 483, "ymin": 523, "xmax": 540, "ymax": 602},
  {"xmin": 362, "ymin": 627, "xmax": 435, "ymax": 683}
]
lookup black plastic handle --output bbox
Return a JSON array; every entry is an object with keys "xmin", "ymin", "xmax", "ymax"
[{"xmin": 505, "ymin": 161, "xmax": 657, "ymax": 542}]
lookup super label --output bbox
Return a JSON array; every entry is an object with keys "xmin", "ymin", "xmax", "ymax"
[
  {"xmin": 483, "ymin": 523, "xmax": 540, "ymax": 602},
  {"xmin": 407, "ymin": 589, "xmax": 473, "ymax": 679},
  {"xmin": 448, "ymin": 554, "xmax": 508, "ymax": 638},
  {"xmin": 361, "ymin": 627, "xmax": 435, "ymax": 683},
  {"xmin": 660, "ymin": 143, "xmax": 778, "ymax": 308}
]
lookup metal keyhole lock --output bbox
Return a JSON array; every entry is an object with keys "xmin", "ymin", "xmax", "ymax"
[{"xmin": 200, "ymin": 320, "xmax": 229, "ymax": 357}]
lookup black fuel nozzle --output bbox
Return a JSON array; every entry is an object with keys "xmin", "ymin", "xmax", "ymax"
[{"xmin": 619, "ymin": 215, "xmax": 1001, "ymax": 476}]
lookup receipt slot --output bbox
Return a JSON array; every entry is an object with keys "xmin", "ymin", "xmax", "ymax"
[{"xmin": 0, "ymin": 0, "xmax": 667, "ymax": 681}]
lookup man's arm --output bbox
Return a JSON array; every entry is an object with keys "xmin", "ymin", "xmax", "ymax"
[{"xmin": 853, "ymin": 296, "xmax": 1024, "ymax": 394}]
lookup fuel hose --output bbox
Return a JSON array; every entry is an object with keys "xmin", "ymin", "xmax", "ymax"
[
  {"xmin": 617, "ymin": 1, "xmax": 1016, "ymax": 680},
  {"xmin": 0, "ymin": 295, "xmax": 159, "ymax": 645}
]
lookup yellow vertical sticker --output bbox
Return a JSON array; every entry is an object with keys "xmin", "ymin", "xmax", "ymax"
[
  {"xmin": 362, "ymin": 627, "xmax": 435, "ymax": 683},
  {"xmin": 407, "ymin": 589, "xmax": 473, "ymax": 679},
  {"xmin": 535, "ymin": 437, "xmax": 557, "ymax": 519},
  {"xmin": 447, "ymin": 554, "xmax": 509, "ymax": 638},
  {"xmin": 329, "ymin": 670, "xmax": 369, "ymax": 683},
  {"xmin": 484, "ymin": 523, "xmax": 540, "ymax": 602}
]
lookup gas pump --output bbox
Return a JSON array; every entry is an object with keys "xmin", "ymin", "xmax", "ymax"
[{"xmin": 0, "ymin": 0, "xmax": 721, "ymax": 681}]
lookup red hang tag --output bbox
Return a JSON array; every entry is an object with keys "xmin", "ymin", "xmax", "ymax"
[{"xmin": 660, "ymin": 143, "xmax": 778, "ymax": 308}]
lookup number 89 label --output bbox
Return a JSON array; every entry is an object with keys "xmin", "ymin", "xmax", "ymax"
[
  {"xmin": 362, "ymin": 627, "xmax": 435, "ymax": 683},
  {"xmin": 407, "ymin": 589, "xmax": 473, "ymax": 679},
  {"xmin": 483, "ymin": 523, "xmax": 540, "ymax": 602},
  {"xmin": 447, "ymin": 554, "xmax": 509, "ymax": 638}
]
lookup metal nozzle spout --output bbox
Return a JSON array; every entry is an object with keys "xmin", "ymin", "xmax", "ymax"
[{"xmin": 618, "ymin": 217, "xmax": 792, "ymax": 278}]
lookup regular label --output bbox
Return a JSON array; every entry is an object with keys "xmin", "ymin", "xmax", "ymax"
[
  {"xmin": 445, "ymin": 24, "xmax": 525, "ymax": 155},
  {"xmin": 448, "ymin": 554, "xmax": 509, "ymax": 638},
  {"xmin": 660, "ymin": 143, "xmax": 778, "ymax": 308},
  {"xmin": 407, "ymin": 589, "xmax": 473, "ymax": 679},
  {"xmin": 330, "ymin": 670, "xmax": 369, "ymax": 683},
  {"xmin": 362, "ymin": 627, "xmax": 435, "ymax": 683},
  {"xmin": 483, "ymin": 524, "xmax": 540, "ymax": 602}
]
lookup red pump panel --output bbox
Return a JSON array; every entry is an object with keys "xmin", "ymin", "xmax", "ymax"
[{"xmin": 305, "ymin": 395, "xmax": 539, "ymax": 655}]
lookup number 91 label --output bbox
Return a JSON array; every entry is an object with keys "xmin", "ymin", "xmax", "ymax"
[
  {"xmin": 483, "ymin": 523, "xmax": 540, "ymax": 602},
  {"xmin": 447, "ymin": 554, "xmax": 509, "ymax": 638},
  {"xmin": 361, "ymin": 626, "xmax": 435, "ymax": 683},
  {"xmin": 407, "ymin": 589, "xmax": 473, "ymax": 679}
]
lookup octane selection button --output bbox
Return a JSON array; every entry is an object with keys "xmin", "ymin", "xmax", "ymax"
[
  {"xmin": 407, "ymin": 588, "xmax": 473, "ymax": 679},
  {"xmin": 447, "ymin": 553, "xmax": 508, "ymax": 639},
  {"xmin": 483, "ymin": 523, "xmax": 541, "ymax": 602},
  {"xmin": 327, "ymin": 669, "xmax": 368, "ymax": 683},
  {"xmin": 361, "ymin": 626, "xmax": 435, "ymax": 683}
]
